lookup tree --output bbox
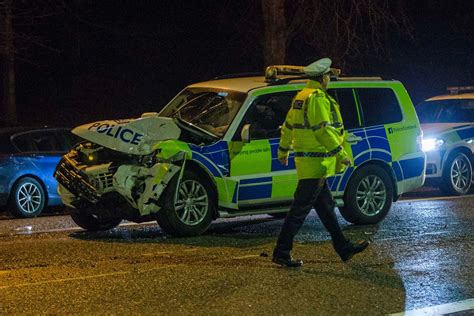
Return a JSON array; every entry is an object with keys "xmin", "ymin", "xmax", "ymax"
[
  {"xmin": 0, "ymin": 0, "xmax": 16, "ymax": 126},
  {"xmin": 259, "ymin": 0, "xmax": 412, "ymax": 68},
  {"xmin": 0, "ymin": 0, "xmax": 63, "ymax": 126}
]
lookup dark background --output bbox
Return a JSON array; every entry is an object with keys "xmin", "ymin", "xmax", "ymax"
[{"xmin": 4, "ymin": 0, "xmax": 474, "ymax": 128}]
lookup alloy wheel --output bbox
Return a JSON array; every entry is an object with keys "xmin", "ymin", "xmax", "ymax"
[
  {"xmin": 16, "ymin": 182, "xmax": 43, "ymax": 214},
  {"xmin": 174, "ymin": 179, "xmax": 209, "ymax": 226},
  {"xmin": 450, "ymin": 155, "xmax": 471, "ymax": 193},
  {"xmin": 356, "ymin": 175, "xmax": 387, "ymax": 216}
]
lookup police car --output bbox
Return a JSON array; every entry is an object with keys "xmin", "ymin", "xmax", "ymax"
[
  {"xmin": 417, "ymin": 86, "xmax": 474, "ymax": 195},
  {"xmin": 55, "ymin": 62, "xmax": 426, "ymax": 236}
]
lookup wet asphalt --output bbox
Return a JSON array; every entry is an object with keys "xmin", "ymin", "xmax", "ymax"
[{"xmin": 0, "ymin": 189, "xmax": 473, "ymax": 315}]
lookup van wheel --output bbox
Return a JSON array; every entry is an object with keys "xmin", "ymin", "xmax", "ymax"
[
  {"xmin": 156, "ymin": 170, "xmax": 215, "ymax": 237},
  {"xmin": 10, "ymin": 177, "xmax": 45, "ymax": 218},
  {"xmin": 440, "ymin": 152, "xmax": 472, "ymax": 196},
  {"xmin": 340, "ymin": 165, "xmax": 393, "ymax": 224},
  {"xmin": 70, "ymin": 208, "xmax": 122, "ymax": 231}
]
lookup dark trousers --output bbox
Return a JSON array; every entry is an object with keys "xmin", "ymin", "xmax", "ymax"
[{"xmin": 273, "ymin": 178, "xmax": 348, "ymax": 259}]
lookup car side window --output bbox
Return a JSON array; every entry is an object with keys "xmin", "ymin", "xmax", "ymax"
[
  {"xmin": 327, "ymin": 88, "xmax": 361, "ymax": 130},
  {"xmin": 12, "ymin": 131, "xmax": 62, "ymax": 153},
  {"xmin": 236, "ymin": 91, "xmax": 297, "ymax": 140},
  {"xmin": 356, "ymin": 88, "xmax": 403, "ymax": 127}
]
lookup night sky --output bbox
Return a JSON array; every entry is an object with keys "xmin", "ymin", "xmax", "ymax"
[{"xmin": 3, "ymin": 0, "xmax": 474, "ymax": 128}]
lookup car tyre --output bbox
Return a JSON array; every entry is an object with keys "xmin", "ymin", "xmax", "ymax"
[
  {"xmin": 340, "ymin": 165, "xmax": 393, "ymax": 225},
  {"xmin": 10, "ymin": 177, "xmax": 46, "ymax": 218},
  {"xmin": 157, "ymin": 169, "xmax": 215, "ymax": 237},
  {"xmin": 440, "ymin": 152, "xmax": 472, "ymax": 196},
  {"xmin": 70, "ymin": 208, "xmax": 122, "ymax": 231}
]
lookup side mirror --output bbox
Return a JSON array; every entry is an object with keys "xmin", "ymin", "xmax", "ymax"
[{"xmin": 241, "ymin": 124, "xmax": 251, "ymax": 143}]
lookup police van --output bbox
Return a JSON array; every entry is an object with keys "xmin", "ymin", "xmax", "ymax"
[
  {"xmin": 55, "ymin": 62, "xmax": 426, "ymax": 236},
  {"xmin": 417, "ymin": 86, "xmax": 474, "ymax": 195}
]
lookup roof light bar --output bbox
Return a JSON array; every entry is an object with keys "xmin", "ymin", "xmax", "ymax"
[{"xmin": 265, "ymin": 64, "xmax": 341, "ymax": 83}]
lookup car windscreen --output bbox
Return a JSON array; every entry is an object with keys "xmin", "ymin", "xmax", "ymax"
[
  {"xmin": 416, "ymin": 99, "xmax": 474, "ymax": 123},
  {"xmin": 159, "ymin": 88, "xmax": 247, "ymax": 137}
]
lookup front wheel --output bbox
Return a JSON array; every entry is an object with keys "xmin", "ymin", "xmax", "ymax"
[
  {"xmin": 340, "ymin": 165, "xmax": 393, "ymax": 225},
  {"xmin": 156, "ymin": 170, "xmax": 215, "ymax": 236},
  {"xmin": 70, "ymin": 208, "xmax": 122, "ymax": 231},
  {"xmin": 440, "ymin": 152, "xmax": 472, "ymax": 196}
]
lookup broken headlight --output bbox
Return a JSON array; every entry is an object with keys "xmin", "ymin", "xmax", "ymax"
[{"xmin": 139, "ymin": 149, "xmax": 162, "ymax": 167}]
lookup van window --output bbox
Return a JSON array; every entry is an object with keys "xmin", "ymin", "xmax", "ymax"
[
  {"xmin": 356, "ymin": 88, "xmax": 402, "ymax": 126},
  {"xmin": 328, "ymin": 88, "xmax": 360, "ymax": 129},
  {"xmin": 236, "ymin": 91, "xmax": 297, "ymax": 140}
]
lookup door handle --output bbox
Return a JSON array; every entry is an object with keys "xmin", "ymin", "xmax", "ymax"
[{"xmin": 347, "ymin": 135, "xmax": 363, "ymax": 144}]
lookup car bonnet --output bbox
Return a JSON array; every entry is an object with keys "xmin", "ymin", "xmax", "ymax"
[{"xmin": 72, "ymin": 115, "xmax": 181, "ymax": 155}]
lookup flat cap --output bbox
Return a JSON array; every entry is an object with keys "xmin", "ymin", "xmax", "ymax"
[{"xmin": 303, "ymin": 58, "xmax": 332, "ymax": 77}]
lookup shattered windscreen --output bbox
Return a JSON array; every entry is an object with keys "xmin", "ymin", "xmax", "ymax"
[{"xmin": 160, "ymin": 88, "xmax": 247, "ymax": 137}]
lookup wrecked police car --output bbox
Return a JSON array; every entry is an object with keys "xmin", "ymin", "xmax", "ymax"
[{"xmin": 55, "ymin": 65, "xmax": 425, "ymax": 236}]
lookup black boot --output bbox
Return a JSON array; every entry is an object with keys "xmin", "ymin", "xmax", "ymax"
[
  {"xmin": 335, "ymin": 240, "xmax": 369, "ymax": 262},
  {"xmin": 272, "ymin": 256, "xmax": 304, "ymax": 267}
]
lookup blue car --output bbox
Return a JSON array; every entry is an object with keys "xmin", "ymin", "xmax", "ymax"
[{"xmin": 0, "ymin": 127, "xmax": 76, "ymax": 217}]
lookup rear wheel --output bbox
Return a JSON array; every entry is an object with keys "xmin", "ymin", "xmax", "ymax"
[
  {"xmin": 156, "ymin": 170, "xmax": 215, "ymax": 236},
  {"xmin": 10, "ymin": 177, "xmax": 45, "ymax": 218},
  {"xmin": 340, "ymin": 165, "xmax": 393, "ymax": 225},
  {"xmin": 70, "ymin": 208, "xmax": 122, "ymax": 231},
  {"xmin": 440, "ymin": 152, "xmax": 472, "ymax": 196}
]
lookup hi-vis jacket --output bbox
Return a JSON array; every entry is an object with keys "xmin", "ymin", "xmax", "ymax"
[{"xmin": 278, "ymin": 80, "xmax": 350, "ymax": 179}]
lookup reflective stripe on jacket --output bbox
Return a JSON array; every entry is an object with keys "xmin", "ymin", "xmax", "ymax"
[{"xmin": 278, "ymin": 80, "xmax": 349, "ymax": 179}]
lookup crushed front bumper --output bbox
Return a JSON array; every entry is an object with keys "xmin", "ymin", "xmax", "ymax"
[{"xmin": 54, "ymin": 157, "xmax": 101, "ymax": 204}]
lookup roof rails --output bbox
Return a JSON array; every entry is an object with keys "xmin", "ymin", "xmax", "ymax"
[
  {"xmin": 211, "ymin": 62, "xmax": 386, "ymax": 85},
  {"xmin": 267, "ymin": 75, "xmax": 385, "ymax": 86},
  {"xmin": 447, "ymin": 86, "xmax": 474, "ymax": 94}
]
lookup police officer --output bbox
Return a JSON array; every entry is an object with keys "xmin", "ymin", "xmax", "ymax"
[{"xmin": 272, "ymin": 58, "xmax": 369, "ymax": 267}]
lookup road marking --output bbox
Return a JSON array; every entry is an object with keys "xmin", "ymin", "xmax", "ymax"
[
  {"xmin": 376, "ymin": 230, "xmax": 451, "ymax": 241},
  {"xmin": 0, "ymin": 265, "xmax": 180, "ymax": 290},
  {"xmin": 389, "ymin": 298, "xmax": 474, "ymax": 315},
  {"xmin": 400, "ymin": 194, "xmax": 474, "ymax": 203},
  {"xmin": 0, "ymin": 271, "xmax": 129, "ymax": 290},
  {"xmin": 142, "ymin": 251, "xmax": 173, "ymax": 256},
  {"xmin": 232, "ymin": 254, "xmax": 260, "ymax": 260},
  {"xmin": 8, "ymin": 220, "xmax": 158, "ymax": 236}
]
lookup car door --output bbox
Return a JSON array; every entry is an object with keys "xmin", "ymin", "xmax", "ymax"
[
  {"xmin": 11, "ymin": 130, "xmax": 66, "ymax": 198},
  {"xmin": 355, "ymin": 87, "xmax": 424, "ymax": 183},
  {"xmin": 228, "ymin": 91, "xmax": 297, "ymax": 207}
]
